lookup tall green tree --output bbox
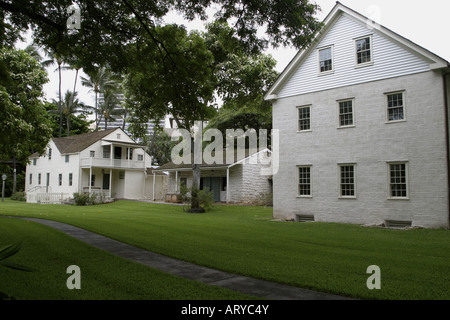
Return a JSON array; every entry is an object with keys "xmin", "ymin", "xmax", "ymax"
[
  {"xmin": 41, "ymin": 47, "xmax": 65, "ymax": 137},
  {"xmin": 0, "ymin": 47, "xmax": 52, "ymax": 164},
  {"xmin": 81, "ymin": 66, "xmax": 119, "ymax": 131}
]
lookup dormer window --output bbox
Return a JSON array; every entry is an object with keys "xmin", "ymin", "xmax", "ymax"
[
  {"xmin": 318, "ymin": 46, "xmax": 333, "ymax": 74},
  {"xmin": 355, "ymin": 36, "xmax": 372, "ymax": 66}
]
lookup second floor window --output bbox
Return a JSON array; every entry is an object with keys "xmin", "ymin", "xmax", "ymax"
[
  {"xmin": 318, "ymin": 46, "xmax": 333, "ymax": 73},
  {"xmin": 298, "ymin": 106, "xmax": 311, "ymax": 132},
  {"xmin": 387, "ymin": 92, "xmax": 405, "ymax": 122},
  {"xmin": 355, "ymin": 36, "xmax": 372, "ymax": 65},
  {"xmin": 338, "ymin": 99, "xmax": 354, "ymax": 127}
]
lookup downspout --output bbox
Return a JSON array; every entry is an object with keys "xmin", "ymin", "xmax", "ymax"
[{"xmin": 443, "ymin": 71, "xmax": 450, "ymax": 228}]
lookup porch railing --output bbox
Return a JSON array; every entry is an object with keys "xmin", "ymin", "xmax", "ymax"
[{"xmin": 80, "ymin": 157, "xmax": 145, "ymax": 169}]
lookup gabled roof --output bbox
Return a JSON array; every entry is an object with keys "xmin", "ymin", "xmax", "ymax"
[
  {"xmin": 265, "ymin": 1, "xmax": 450, "ymax": 101},
  {"xmin": 52, "ymin": 128, "xmax": 120, "ymax": 154}
]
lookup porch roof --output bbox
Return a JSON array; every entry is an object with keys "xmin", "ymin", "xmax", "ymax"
[{"xmin": 153, "ymin": 148, "xmax": 270, "ymax": 172}]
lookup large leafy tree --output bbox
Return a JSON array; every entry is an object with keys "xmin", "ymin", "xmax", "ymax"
[
  {"xmin": 0, "ymin": 0, "xmax": 321, "ymax": 74},
  {"xmin": 0, "ymin": 47, "xmax": 52, "ymax": 164},
  {"xmin": 1, "ymin": 0, "xmax": 321, "ymax": 210}
]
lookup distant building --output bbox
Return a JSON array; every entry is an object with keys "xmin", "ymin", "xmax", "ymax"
[
  {"xmin": 97, "ymin": 93, "xmax": 166, "ymax": 136},
  {"xmin": 25, "ymin": 128, "xmax": 167, "ymax": 204}
]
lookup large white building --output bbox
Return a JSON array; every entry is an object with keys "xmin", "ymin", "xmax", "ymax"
[
  {"xmin": 25, "ymin": 128, "xmax": 167, "ymax": 203},
  {"xmin": 265, "ymin": 3, "xmax": 450, "ymax": 228}
]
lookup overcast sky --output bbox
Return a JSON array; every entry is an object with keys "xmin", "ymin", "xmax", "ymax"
[{"xmin": 34, "ymin": 0, "xmax": 450, "ymax": 107}]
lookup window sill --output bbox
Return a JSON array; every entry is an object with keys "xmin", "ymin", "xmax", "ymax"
[
  {"xmin": 387, "ymin": 197, "xmax": 410, "ymax": 201},
  {"xmin": 318, "ymin": 70, "xmax": 334, "ymax": 76},
  {"xmin": 355, "ymin": 61, "xmax": 373, "ymax": 69},
  {"xmin": 385, "ymin": 119, "xmax": 406, "ymax": 124},
  {"xmin": 296, "ymin": 195, "xmax": 313, "ymax": 199},
  {"xmin": 297, "ymin": 130, "xmax": 312, "ymax": 133},
  {"xmin": 338, "ymin": 196, "xmax": 357, "ymax": 200},
  {"xmin": 337, "ymin": 125, "xmax": 355, "ymax": 129}
]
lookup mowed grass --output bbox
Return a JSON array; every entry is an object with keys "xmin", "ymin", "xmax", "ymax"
[
  {"xmin": 1, "ymin": 199, "xmax": 450, "ymax": 300},
  {"xmin": 0, "ymin": 217, "xmax": 257, "ymax": 300}
]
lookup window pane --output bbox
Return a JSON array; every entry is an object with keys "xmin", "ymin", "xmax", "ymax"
[
  {"xmin": 298, "ymin": 167, "xmax": 311, "ymax": 196},
  {"xmin": 319, "ymin": 47, "xmax": 332, "ymax": 72},
  {"xmin": 356, "ymin": 37, "xmax": 371, "ymax": 64},
  {"xmin": 339, "ymin": 100, "xmax": 353, "ymax": 127},
  {"xmin": 387, "ymin": 93, "xmax": 404, "ymax": 121},
  {"xmin": 298, "ymin": 107, "xmax": 311, "ymax": 131},
  {"xmin": 340, "ymin": 165, "xmax": 355, "ymax": 197},
  {"xmin": 389, "ymin": 163, "xmax": 407, "ymax": 198}
]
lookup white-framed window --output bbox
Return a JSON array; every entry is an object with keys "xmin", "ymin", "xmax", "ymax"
[
  {"xmin": 69, "ymin": 173, "xmax": 73, "ymax": 186},
  {"xmin": 339, "ymin": 164, "xmax": 356, "ymax": 198},
  {"xmin": 103, "ymin": 146, "xmax": 110, "ymax": 159},
  {"xmin": 58, "ymin": 173, "xmax": 62, "ymax": 186},
  {"xmin": 48, "ymin": 148, "xmax": 52, "ymax": 160},
  {"xmin": 386, "ymin": 91, "xmax": 406, "ymax": 122},
  {"xmin": 119, "ymin": 171, "xmax": 125, "ymax": 179},
  {"xmin": 297, "ymin": 105, "xmax": 311, "ymax": 132},
  {"xmin": 318, "ymin": 45, "xmax": 333, "ymax": 74},
  {"xmin": 38, "ymin": 173, "xmax": 41, "ymax": 185},
  {"xmin": 338, "ymin": 99, "xmax": 355, "ymax": 128},
  {"xmin": 297, "ymin": 166, "xmax": 312, "ymax": 197},
  {"xmin": 91, "ymin": 175, "xmax": 96, "ymax": 187},
  {"xmin": 90, "ymin": 150, "xmax": 95, "ymax": 158},
  {"xmin": 65, "ymin": 155, "xmax": 69, "ymax": 163},
  {"xmin": 29, "ymin": 174, "xmax": 32, "ymax": 185},
  {"xmin": 138, "ymin": 154, "xmax": 144, "ymax": 161},
  {"xmin": 388, "ymin": 162, "xmax": 409, "ymax": 199},
  {"xmin": 33, "ymin": 158, "xmax": 37, "ymax": 165},
  {"xmin": 355, "ymin": 35, "xmax": 372, "ymax": 66}
]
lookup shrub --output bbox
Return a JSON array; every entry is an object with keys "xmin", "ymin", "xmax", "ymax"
[
  {"xmin": 180, "ymin": 186, "xmax": 214, "ymax": 213},
  {"xmin": 10, "ymin": 192, "xmax": 26, "ymax": 201},
  {"xmin": 73, "ymin": 193, "xmax": 90, "ymax": 206}
]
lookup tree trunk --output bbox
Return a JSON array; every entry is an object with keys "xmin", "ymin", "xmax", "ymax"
[{"xmin": 58, "ymin": 63, "xmax": 62, "ymax": 137}]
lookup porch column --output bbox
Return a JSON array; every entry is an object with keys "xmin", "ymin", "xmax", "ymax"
[
  {"xmin": 89, "ymin": 167, "xmax": 92, "ymax": 194},
  {"xmin": 110, "ymin": 144, "xmax": 113, "ymax": 167},
  {"xmin": 109, "ymin": 169, "xmax": 112, "ymax": 198},
  {"xmin": 153, "ymin": 171, "xmax": 156, "ymax": 201},
  {"xmin": 175, "ymin": 171, "xmax": 178, "ymax": 193},
  {"xmin": 226, "ymin": 167, "xmax": 230, "ymax": 203}
]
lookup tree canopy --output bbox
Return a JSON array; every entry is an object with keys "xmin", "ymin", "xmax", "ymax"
[{"xmin": 0, "ymin": 47, "xmax": 52, "ymax": 164}]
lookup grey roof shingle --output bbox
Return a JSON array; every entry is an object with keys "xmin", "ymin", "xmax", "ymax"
[{"xmin": 52, "ymin": 128, "xmax": 119, "ymax": 154}]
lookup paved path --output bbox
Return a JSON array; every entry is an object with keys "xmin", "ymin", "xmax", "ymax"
[{"xmin": 5, "ymin": 216, "xmax": 351, "ymax": 300}]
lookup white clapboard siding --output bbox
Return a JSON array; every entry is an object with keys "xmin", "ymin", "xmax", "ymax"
[{"xmin": 277, "ymin": 13, "xmax": 430, "ymax": 99}]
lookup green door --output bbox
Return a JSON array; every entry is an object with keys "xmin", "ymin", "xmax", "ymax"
[{"xmin": 103, "ymin": 174, "xmax": 110, "ymax": 190}]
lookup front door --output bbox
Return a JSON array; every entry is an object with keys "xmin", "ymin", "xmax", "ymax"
[
  {"xmin": 200, "ymin": 177, "xmax": 221, "ymax": 202},
  {"xmin": 103, "ymin": 174, "xmax": 110, "ymax": 190}
]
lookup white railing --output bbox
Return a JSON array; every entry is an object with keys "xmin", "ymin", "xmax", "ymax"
[
  {"xmin": 36, "ymin": 193, "xmax": 69, "ymax": 204},
  {"xmin": 80, "ymin": 157, "xmax": 145, "ymax": 169},
  {"xmin": 82, "ymin": 187, "xmax": 111, "ymax": 198}
]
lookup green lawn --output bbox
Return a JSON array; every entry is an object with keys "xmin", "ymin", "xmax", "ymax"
[
  {"xmin": 1, "ymin": 199, "xmax": 450, "ymax": 300},
  {"xmin": 0, "ymin": 217, "xmax": 257, "ymax": 300}
]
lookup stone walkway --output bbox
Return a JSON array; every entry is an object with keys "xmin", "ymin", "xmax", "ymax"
[{"xmin": 5, "ymin": 216, "xmax": 351, "ymax": 300}]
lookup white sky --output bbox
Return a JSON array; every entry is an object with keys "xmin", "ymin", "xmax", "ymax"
[{"xmin": 20, "ymin": 0, "xmax": 450, "ymax": 107}]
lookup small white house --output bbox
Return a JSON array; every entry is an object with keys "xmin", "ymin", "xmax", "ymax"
[
  {"xmin": 265, "ymin": 2, "xmax": 450, "ymax": 228},
  {"xmin": 154, "ymin": 149, "xmax": 273, "ymax": 205},
  {"xmin": 25, "ymin": 127, "xmax": 167, "ymax": 203}
]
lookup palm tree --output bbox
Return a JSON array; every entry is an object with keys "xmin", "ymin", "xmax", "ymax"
[
  {"xmin": 80, "ymin": 67, "xmax": 118, "ymax": 131},
  {"xmin": 42, "ymin": 48, "xmax": 65, "ymax": 137},
  {"xmin": 98, "ymin": 89, "xmax": 125, "ymax": 130},
  {"xmin": 51, "ymin": 90, "xmax": 92, "ymax": 136}
]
